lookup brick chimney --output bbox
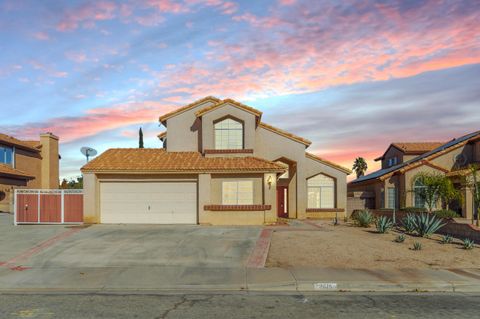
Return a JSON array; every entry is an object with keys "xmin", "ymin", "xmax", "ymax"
[{"xmin": 40, "ymin": 132, "xmax": 59, "ymax": 189}]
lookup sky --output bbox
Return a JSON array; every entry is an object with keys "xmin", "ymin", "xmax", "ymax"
[{"xmin": 0, "ymin": 0, "xmax": 479, "ymax": 181}]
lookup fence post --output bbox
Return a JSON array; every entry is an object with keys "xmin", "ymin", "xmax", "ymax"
[{"xmin": 61, "ymin": 190, "xmax": 65, "ymax": 224}]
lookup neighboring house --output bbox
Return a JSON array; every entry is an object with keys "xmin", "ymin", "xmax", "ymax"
[
  {"xmin": 348, "ymin": 131, "xmax": 480, "ymax": 219},
  {"xmin": 81, "ymin": 96, "xmax": 351, "ymax": 225},
  {"xmin": 0, "ymin": 133, "xmax": 60, "ymax": 212}
]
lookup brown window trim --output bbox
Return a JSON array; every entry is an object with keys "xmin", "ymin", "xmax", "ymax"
[
  {"xmin": 204, "ymin": 149, "xmax": 254, "ymax": 154},
  {"xmin": 306, "ymin": 208, "xmax": 344, "ymax": 213},
  {"xmin": 204, "ymin": 204, "xmax": 271, "ymax": 211}
]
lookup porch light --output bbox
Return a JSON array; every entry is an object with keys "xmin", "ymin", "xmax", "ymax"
[{"xmin": 267, "ymin": 176, "xmax": 273, "ymax": 189}]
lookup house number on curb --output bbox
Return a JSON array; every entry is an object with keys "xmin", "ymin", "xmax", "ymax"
[{"xmin": 313, "ymin": 282, "xmax": 338, "ymax": 290}]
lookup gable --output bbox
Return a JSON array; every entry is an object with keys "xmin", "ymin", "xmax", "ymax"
[
  {"xmin": 159, "ymin": 96, "xmax": 221, "ymax": 125},
  {"xmin": 195, "ymin": 99, "xmax": 262, "ymax": 124}
]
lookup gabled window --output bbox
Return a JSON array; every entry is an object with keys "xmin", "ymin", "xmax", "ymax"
[
  {"xmin": 222, "ymin": 181, "xmax": 253, "ymax": 205},
  {"xmin": 307, "ymin": 174, "xmax": 335, "ymax": 208},
  {"xmin": 214, "ymin": 118, "xmax": 243, "ymax": 149},
  {"xmin": 387, "ymin": 157, "xmax": 398, "ymax": 167},
  {"xmin": 0, "ymin": 145, "xmax": 13, "ymax": 166}
]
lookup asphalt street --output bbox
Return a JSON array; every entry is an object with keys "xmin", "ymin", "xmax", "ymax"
[{"xmin": 1, "ymin": 292, "xmax": 479, "ymax": 319}]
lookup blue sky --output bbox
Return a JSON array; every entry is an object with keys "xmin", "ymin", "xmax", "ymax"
[{"xmin": 0, "ymin": 0, "xmax": 479, "ymax": 180}]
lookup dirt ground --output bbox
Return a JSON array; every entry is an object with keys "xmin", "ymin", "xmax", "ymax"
[{"xmin": 266, "ymin": 222, "xmax": 480, "ymax": 269}]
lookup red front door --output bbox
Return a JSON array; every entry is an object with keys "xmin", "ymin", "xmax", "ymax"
[{"xmin": 277, "ymin": 186, "xmax": 288, "ymax": 218}]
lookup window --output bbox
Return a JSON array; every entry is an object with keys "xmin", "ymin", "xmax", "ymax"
[
  {"xmin": 413, "ymin": 178, "xmax": 426, "ymax": 208},
  {"xmin": 387, "ymin": 157, "xmax": 397, "ymax": 167},
  {"xmin": 387, "ymin": 187, "xmax": 397, "ymax": 209},
  {"xmin": 307, "ymin": 174, "xmax": 335, "ymax": 208},
  {"xmin": 214, "ymin": 118, "xmax": 243, "ymax": 149},
  {"xmin": 0, "ymin": 146, "xmax": 13, "ymax": 166},
  {"xmin": 222, "ymin": 181, "xmax": 253, "ymax": 205}
]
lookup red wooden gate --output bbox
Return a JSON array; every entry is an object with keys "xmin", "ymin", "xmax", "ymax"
[{"xmin": 15, "ymin": 189, "xmax": 83, "ymax": 224}]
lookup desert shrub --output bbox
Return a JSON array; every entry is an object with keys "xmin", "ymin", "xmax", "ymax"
[
  {"xmin": 440, "ymin": 235, "xmax": 453, "ymax": 244},
  {"xmin": 433, "ymin": 210, "xmax": 459, "ymax": 219},
  {"xmin": 402, "ymin": 207, "xmax": 428, "ymax": 214},
  {"xmin": 414, "ymin": 213, "xmax": 446, "ymax": 238},
  {"xmin": 401, "ymin": 214, "xmax": 417, "ymax": 233},
  {"xmin": 395, "ymin": 234, "xmax": 406, "ymax": 243},
  {"xmin": 463, "ymin": 238, "xmax": 475, "ymax": 250},
  {"xmin": 353, "ymin": 210, "xmax": 375, "ymax": 227},
  {"xmin": 412, "ymin": 242, "xmax": 422, "ymax": 250},
  {"xmin": 376, "ymin": 216, "xmax": 393, "ymax": 233}
]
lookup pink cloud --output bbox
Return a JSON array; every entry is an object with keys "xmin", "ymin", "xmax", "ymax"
[
  {"xmin": 32, "ymin": 31, "xmax": 50, "ymax": 41},
  {"xmin": 29, "ymin": 60, "xmax": 68, "ymax": 78},
  {"xmin": 56, "ymin": 1, "xmax": 117, "ymax": 31},
  {"xmin": 279, "ymin": 0, "xmax": 296, "ymax": 5}
]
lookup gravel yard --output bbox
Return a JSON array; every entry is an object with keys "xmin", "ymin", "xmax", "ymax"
[{"xmin": 266, "ymin": 222, "xmax": 480, "ymax": 269}]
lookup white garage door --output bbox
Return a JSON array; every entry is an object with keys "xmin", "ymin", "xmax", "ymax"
[{"xmin": 100, "ymin": 182, "xmax": 197, "ymax": 224}]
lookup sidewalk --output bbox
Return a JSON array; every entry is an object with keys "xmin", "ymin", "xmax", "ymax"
[{"xmin": 1, "ymin": 266, "xmax": 479, "ymax": 293}]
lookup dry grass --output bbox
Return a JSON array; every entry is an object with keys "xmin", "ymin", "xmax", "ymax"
[{"xmin": 266, "ymin": 222, "xmax": 480, "ymax": 269}]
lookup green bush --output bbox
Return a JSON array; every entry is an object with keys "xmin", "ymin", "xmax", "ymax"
[
  {"xmin": 440, "ymin": 235, "xmax": 453, "ymax": 244},
  {"xmin": 401, "ymin": 214, "xmax": 417, "ymax": 233},
  {"xmin": 412, "ymin": 241, "xmax": 422, "ymax": 250},
  {"xmin": 463, "ymin": 238, "xmax": 475, "ymax": 250},
  {"xmin": 376, "ymin": 216, "xmax": 393, "ymax": 233},
  {"xmin": 433, "ymin": 210, "xmax": 459, "ymax": 219},
  {"xmin": 353, "ymin": 210, "xmax": 375, "ymax": 228},
  {"xmin": 395, "ymin": 234, "xmax": 406, "ymax": 243},
  {"xmin": 402, "ymin": 207, "xmax": 428, "ymax": 214},
  {"xmin": 414, "ymin": 213, "xmax": 446, "ymax": 238}
]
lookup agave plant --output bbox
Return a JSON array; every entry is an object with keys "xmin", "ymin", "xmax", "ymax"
[
  {"xmin": 412, "ymin": 241, "xmax": 422, "ymax": 251},
  {"xmin": 414, "ymin": 214, "xmax": 445, "ymax": 238},
  {"xmin": 401, "ymin": 214, "xmax": 417, "ymax": 233},
  {"xmin": 354, "ymin": 210, "xmax": 375, "ymax": 228},
  {"xmin": 376, "ymin": 216, "xmax": 393, "ymax": 233},
  {"xmin": 440, "ymin": 235, "xmax": 453, "ymax": 244},
  {"xmin": 463, "ymin": 238, "xmax": 475, "ymax": 250},
  {"xmin": 395, "ymin": 234, "xmax": 406, "ymax": 243}
]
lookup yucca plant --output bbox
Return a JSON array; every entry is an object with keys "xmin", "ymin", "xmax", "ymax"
[
  {"xmin": 395, "ymin": 234, "xmax": 406, "ymax": 243},
  {"xmin": 414, "ymin": 214, "xmax": 445, "ymax": 238},
  {"xmin": 354, "ymin": 210, "xmax": 375, "ymax": 228},
  {"xmin": 401, "ymin": 214, "xmax": 417, "ymax": 233},
  {"xmin": 412, "ymin": 241, "xmax": 422, "ymax": 251},
  {"xmin": 440, "ymin": 235, "xmax": 453, "ymax": 244},
  {"xmin": 376, "ymin": 216, "xmax": 393, "ymax": 233},
  {"xmin": 463, "ymin": 238, "xmax": 475, "ymax": 250}
]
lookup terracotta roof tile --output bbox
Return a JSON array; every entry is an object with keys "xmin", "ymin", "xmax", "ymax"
[
  {"xmin": 0, "ymin": 134, "xmax": 40, "ymax": 152},
  {"xmin": 81, "ymin": 148, "xmax": 286, "ymax": 173},
  {"xmin": 157, "ymin": 131, "xmax": 166, "ymax": 140},
  {"xmin": 392, "ymin": 142, "xmax": 445, "ymax": 154},
  {"xmin": 159, "ymin": 96, "xmax": 221, "ymax": 124},
  {"xmin": 0, "ymin": 164, "xmax": 34, "ymax": 179},
  {"xmin": 305, "ymin": 152, "xmax": 352, "ymax": 174},
  {"xmin": 259, "ymin": 122, "xmax": 312, "ymax": 146},
  {"xmin": 195, "ymin": 99, "xmax": 263, "ymax": 119}
]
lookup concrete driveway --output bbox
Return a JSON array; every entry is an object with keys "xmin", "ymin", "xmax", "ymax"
[{"xmin": 0, "ymin": 213, "xmax": 260, "ymax": 269}]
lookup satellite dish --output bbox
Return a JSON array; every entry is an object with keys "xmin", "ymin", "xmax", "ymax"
[{"xmin": 81, "ymin": 147, "xmax": 98, "ymax": 162}]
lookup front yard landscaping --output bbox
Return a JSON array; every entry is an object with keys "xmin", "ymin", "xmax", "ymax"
[{"xmin": 266, "ymin": 222, "xmax": 480, "ymax": 269}]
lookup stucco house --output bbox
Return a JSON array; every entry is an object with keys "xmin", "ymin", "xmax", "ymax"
[
  {"xmin": 348, "ymin": 131, "xmax": 480, "ymax": 219},
  {"xmin": 81, "ymin": 96, "xmax": 351, "ymax": 225},
  {"xmin": 0, "ymin": 133, "xmax": 60, "ymax": 212}
]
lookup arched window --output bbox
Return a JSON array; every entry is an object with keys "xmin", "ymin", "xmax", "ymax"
[
  {"xmin": 413, "ymin": 178, "xmax": 426, "ymax": 208},
  {"xmin": 214, "ymin": 118, "xmax": 243, "ymax": 149},
  {"xmin": 307, "ymin": 174, "xmax": 335, "ymax": 208}
]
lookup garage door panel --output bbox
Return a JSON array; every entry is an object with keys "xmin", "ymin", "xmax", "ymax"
[{"xmin": 100, "ymin": 182, "xmax": 197, "ymax": 224}]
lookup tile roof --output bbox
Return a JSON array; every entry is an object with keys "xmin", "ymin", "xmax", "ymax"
[
  {"xmin": 351, "ymin": 130, "xmax": 480, "ymax": 184},
  {"xmin": 0, "ymin": 164, "xmax": 34, "ymax": 179},
  {"xmin": 159, "ymin": 96, "xmax": 221, "ymax": 124},
  {"xmin": 195, "ymin": 99, "xmax": 263, "ymax": 120},
  {"xmin": 259, "ymin": 122, "xmax": 312, "ymax": 146},
  {"xmin": 305, "ymin": 152, "xmax": 352, "ymax": 174},
  {"xmin": 0, "ymin": 133, "xmax": 40, "ymax": 152},
  {"xmin": 374, "ymin": 142, "xmax": 444, "ymax": 161},
  {"xmin": 81, "ymin": 148, "xmax": 286, "ymax": 173}
]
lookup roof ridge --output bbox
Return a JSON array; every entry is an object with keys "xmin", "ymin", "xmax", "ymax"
[
  {"xmin": 305, "ymin": 152, "xmax": 351, "ymax": 174},
  {"xmin": 159, "ymin": 96, "xmax": 221, "ymax": 123},
  {"xmin": 194, "ymin": 98, "xmax": 263, "ymax": 119},
  {"xmin": 259, "ymin": 122, "xmax": 312, "ymax": 146}
]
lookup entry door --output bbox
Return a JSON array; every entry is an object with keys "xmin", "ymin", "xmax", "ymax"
[
  {"xmin": 100, "ymin": 182, "xmax": 197, "ymax": 224},
  {"xmin": 277, "ymin": 186, "xmax": 288, "ymax": 218}
]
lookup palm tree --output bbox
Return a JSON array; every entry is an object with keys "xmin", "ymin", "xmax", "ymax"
[{"xmin": 353, "ymin": 157, "xmax": 368, "ymax": 179}]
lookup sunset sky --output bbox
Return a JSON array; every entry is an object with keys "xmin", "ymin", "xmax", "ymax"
[{"xmin": 1, "ymin": 0, "xmax": 479, "ymax": 180}]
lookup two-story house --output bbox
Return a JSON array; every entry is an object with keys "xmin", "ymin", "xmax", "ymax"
[
  {"xmin": 348, "ymin": 131, "xmax": 480, "ymax": 219},
  {"xmin": 0, "ymin": 133, "xmax": 60, "ymax": 212},
  {"xmin": 81, "ymin": 97, "xmax": 351, "ymax": 225}
]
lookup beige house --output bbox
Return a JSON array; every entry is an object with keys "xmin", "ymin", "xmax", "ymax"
[
  {"xmin": 348, "ymin": 131, "xmax": 480, "ymax": 219},
  {"xmin": 0, "ymin": 133, "xmax": 60, "ymax": 212},
  {"xmin": 81, "ymin": 96, "xmax": 351, "ymax": 225}
]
